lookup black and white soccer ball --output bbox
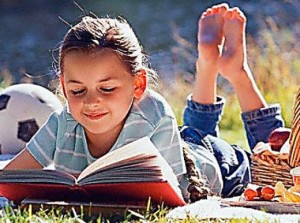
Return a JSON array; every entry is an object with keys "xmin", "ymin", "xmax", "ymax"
[{"xmin": 0, "ymin": 83, "xmax": 63, "ymax": 154}]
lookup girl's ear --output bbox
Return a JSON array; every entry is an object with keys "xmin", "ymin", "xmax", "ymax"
[
  {"xmin": 59, "ymin": 75, "xmax": 67, "ymax": 98},
  {"xmin": 133, "ymin": 70, "xmax": 147, "ymax": 99}
]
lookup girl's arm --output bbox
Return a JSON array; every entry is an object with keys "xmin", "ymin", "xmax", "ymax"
[{"xmin": 4, "ymin": 148, "xmax": 43, "ymax": 169}]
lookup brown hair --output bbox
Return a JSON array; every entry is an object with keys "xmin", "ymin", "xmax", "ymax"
[{"xmin": 58, "ymin": 16, "xmax": 157, "ymax": 88}]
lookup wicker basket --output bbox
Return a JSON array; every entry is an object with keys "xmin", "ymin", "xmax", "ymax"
[{"xmin": 251, "ymin": 88, "xmax": 300, "ymax": 187}]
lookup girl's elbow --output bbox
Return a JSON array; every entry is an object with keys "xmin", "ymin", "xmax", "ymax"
[{"xmin": 3, "ymin": 148, "xmax": 42, "ymax": 170}]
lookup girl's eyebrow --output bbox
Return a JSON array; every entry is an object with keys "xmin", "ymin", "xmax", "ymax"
[
  {"xmin": 66, "ymin": 80, "xmax": 83, "ymax": 84},
  {"xmin": 66, "ymin": 77, "xmax": 115, "ymax": 84}
]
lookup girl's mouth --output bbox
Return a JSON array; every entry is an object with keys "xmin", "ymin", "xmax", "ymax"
[{"xmin": 84, "ymin": 112, "xmax": 108, "ymax": 120}]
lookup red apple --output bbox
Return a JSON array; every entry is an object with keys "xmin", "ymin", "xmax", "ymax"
[
  {"xmin": 244, "ymin": 188, "xmax": 258, "ymax": 201},
  {"xmin": 268, "ymin": 127, "xmax": 291, "ymax": 151},
  {"xmin": 261, "ymin": 185, "xmax": 275, "ymax": 201}
]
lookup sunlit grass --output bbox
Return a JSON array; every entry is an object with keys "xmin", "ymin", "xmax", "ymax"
[{"xmin": 0, "ymin": 203, "xmax": 275, "ymax": 222}]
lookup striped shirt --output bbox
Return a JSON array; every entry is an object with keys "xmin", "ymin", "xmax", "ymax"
[{"xmin": 26, "ymin": 90, "xmax": 186, "ymax": 176}]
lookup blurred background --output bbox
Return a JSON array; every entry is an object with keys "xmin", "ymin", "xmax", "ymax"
[{"xmin": 0, "ymin": 0, "xmax": 299, "ymax": 149}]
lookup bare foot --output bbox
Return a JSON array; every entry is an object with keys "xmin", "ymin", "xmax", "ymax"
[
  {"xmin": 193, "ymin": 3, "xmax": 228, "ymax": 104},
  {"xmin": 197, "ymin": 3, "xmax": 228, "ymax": 61},
  {"xmin": 219, "ymin": 8, "xmax": 268, "ymax": 112},
  {"xmin": 218, "ymin": 7, "xmax": 248, "ymax": 84}
]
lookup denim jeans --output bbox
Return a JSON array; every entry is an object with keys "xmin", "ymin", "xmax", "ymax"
[{"xmin": 180, "ymin": 95, "xmax": 284, "ymax": 197}]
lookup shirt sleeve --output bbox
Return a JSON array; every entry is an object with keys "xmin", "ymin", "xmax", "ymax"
[
  {"xmin": 26, "ymin": 112, "xmax": 59, "ymax": 167},
  {"xmin": 149, "ymin": 115, "xmax": 186, "ymax": 176}
]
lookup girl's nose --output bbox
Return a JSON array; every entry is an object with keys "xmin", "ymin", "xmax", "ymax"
[{"xmin": 84, "ymin": 93, "xmax": 101, "ymax": 107}]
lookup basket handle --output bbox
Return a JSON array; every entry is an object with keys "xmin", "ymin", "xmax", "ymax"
[{"xmin": 288, "ymin": 88, "xmax": 300, "ymax": 167}]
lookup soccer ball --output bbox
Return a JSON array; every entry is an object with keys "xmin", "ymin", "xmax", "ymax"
[{"xmin": 0, "ymin": 83, "xmax": 63, "ymax": 154}]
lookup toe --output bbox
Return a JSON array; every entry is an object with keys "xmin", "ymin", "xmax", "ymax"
[
  {"xmin": 217, "ymin": 3, "xmax": 229, "ymax": 13},
  {"xmin": 231, "ymin": 7, "xmax": 247, "ymax": 22},
  {"xmin": 225, "ymin": 10, "xmax": 234, "ymax": 19},
  {"xmin": 205, "ymin": 8, "xmax": 213, "ymax": 16}
]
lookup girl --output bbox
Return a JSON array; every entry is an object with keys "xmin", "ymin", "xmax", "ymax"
[
  {"xmin": 4, "ymin": 3, "xmax": 285, "ymax": 202},
  {"xmin": 5, "ymin": 16, "xmax": 187, "ymax": 189}
]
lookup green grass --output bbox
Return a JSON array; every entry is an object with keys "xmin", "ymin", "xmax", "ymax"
[{"xmin": 0, "ymin": 203, "xmax": 275, "ymax": 222}]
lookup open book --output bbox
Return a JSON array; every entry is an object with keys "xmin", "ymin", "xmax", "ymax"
[{"xmin": 0, "ymin": 137, "xmax": 186, "ymax": 207}]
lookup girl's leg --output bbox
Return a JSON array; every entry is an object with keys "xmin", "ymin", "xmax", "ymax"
[
  {"xmin": 183, "ymin": 3, "xmax": 228, "ymax": 137},
  {"xmin": 242, "ymin": 106, "xmax": 284, "ymax": 149},
  {"xmin": 192, "ymin": 3, "xmax": 228, "ymax": 104},
  {"xmin": 218, "ymin": 8, "xmax": 284, "ymax": 149},
  {"xmin": 219, "ymin": 7, "xmax": 267, "ymax": 113},
  {"xmin": 180, "ymin": 125, "xmax": 251, "ymax": 197}
]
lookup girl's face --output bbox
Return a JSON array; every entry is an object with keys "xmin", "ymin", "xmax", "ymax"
[{"xmin": 60, "ymin": 50, "xmax": 146, "ymax": 140}]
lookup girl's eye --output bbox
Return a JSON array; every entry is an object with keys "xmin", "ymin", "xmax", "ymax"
[
  {"xmin": 71, "ymin": 89, "xmax": 85, "ymax": 96},
  {"xmin": 100, "ymin": 87, "xmax": 115, "ymax": 93}
]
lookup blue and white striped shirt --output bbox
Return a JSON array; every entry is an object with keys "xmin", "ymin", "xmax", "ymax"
[{"xmin": 26, "ymin": 90, "xmax": 186, "ymax": 177}]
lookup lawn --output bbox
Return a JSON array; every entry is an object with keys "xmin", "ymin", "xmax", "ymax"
[{"xmin": 0, "ymin": 201, "xmax": 284, "ymax": 222}]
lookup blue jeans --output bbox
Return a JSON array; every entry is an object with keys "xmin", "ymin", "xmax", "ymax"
[{"xmin": 181, "ymin": 95, "xmax": 284, "ymax": 197}]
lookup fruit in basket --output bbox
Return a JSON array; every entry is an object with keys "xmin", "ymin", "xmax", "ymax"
[
  {"xmin": 243, "ymin": 188, "xmax": 258, "ymax": 201},
  {"xmin": 244, "ymin": 185, "xmax": 275, "ymax": 201},
  {"xmin": 261, "ymin": 185, "xmax": 275, "ymax": 201},
  {"xmin": 268, "ymin": 127, "xmax": 291, "ymax": 151},
  {"xmin": 275, "ymin": 181, "xmax": 300, "ymax": 202},
  {"xmin": 289, "ymin": 185, "xmax": 300, "ymax": 193}
]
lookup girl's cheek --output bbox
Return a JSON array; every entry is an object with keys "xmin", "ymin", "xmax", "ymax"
[{"xmin": 68, "ymin": 97, "xmax": 82, "ymax": 107}]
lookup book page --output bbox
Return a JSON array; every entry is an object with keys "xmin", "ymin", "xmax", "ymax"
[
  {"xmin": 0, "ymin": 169, "xmax": 76, "ymax": 186},
  {"xmin": 77, "ymin": 137, "xmax": 178, "ymax": 187},
  {"xmin": 78, "ymin": 137, "xmax": 154, "ymax": 179},
  {"xmin": 78, "ymin": 154, "xmax": 164, "ymax": 185}
]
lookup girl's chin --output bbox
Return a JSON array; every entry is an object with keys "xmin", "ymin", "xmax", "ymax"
[{"xmin": 83, "ymin": 125, "xmax": 107, "ymax": 135}]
